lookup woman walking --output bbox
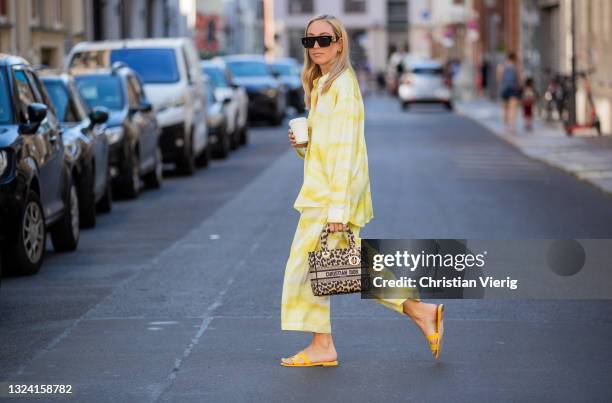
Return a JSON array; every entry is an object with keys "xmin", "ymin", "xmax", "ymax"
[
  {"xmin": 497, "ymin": 52, "xmax": 522, "ymax": 133},
  {"xmin": 280, "ymin": 14, "xmax": 444, "ymax": 367}
]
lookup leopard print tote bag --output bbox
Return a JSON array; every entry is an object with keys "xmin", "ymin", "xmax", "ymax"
[{"xmin": 308, "ymin": 227, "xmax": 369, "ymax": 296}]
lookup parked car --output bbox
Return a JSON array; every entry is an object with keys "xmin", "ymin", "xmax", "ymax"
[
  {"xmin": 201, "ymin": 60, "xmax": 249, "ymax": 149},
  {"xmin": 72, "ymin": 63, "xmax": 163, "ymax": 199},
  {"xmin": 0, "ymin": 55, "xmax": 80, "ymax": 275},
  {"xmin": 220, "ymin": 55, "xmax": 286, "ymax": 126},
  {"xmin": 201, "ymin": 74, "xmax": 230, "ymax": 159},
  {"xmin": 66, "ymin": 38, "xmax": 209, "ymax": 175},
  {"xmin": 269, "ymin": 58, "xmax": 305, "ymax": 113},
  {"xmin": 398, "ymin": 58, "xmax": 453, "ymax": 111},
  {"xmin": 40, "ymin": 72, "xmax": 112, "ymax": 228}
]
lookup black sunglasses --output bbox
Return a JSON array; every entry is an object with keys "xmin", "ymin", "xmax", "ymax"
[{"xmin": 301, "ymin": 35, "xmax": 340, "ymax": 49}]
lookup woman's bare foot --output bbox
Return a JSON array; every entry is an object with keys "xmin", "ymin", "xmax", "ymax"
[
  {"xmin": 402, "ymin": 300, "xmax": 438, "ymax": 340},
  {"xmin": 281, "ymin": 333, "xmax": 338, "ymax": 365}
]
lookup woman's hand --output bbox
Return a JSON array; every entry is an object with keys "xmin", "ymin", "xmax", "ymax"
[
  {"xmin": 327, "ymin": 222, "xmax": 348, "ymax": 232},
  {"xmin": 288, "ymin": 128, "xmax": 308, "ymax": 148}
]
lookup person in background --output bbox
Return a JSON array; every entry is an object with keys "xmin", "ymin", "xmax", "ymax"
[
  {"xmin": 497, "ymin": 52, "xmax": 522, "ymax": 133},
  {"xmin": 522, "ymin": 78, "xmax": 538, "ymax": 132}
]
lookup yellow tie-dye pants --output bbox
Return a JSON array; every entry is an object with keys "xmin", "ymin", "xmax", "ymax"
[{"xmin": 281, "ymin": 206, "xmax": 420, "ymax": 334}]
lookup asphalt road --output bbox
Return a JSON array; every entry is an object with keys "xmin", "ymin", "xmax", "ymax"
[{"xmin": 1, "ymin": 94, "xmax": 612, "ymax": 402}]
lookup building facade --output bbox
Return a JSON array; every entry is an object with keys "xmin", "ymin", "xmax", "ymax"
[
  {"xmin": 273, "ymin": 0, "xmax": 410, "ymax": 72},
  {"xmin": 0, "ymin": 0, "xmax": 87, "ymax": 67}
]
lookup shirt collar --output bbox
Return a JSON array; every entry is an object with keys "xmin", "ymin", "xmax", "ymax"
[{"xmin": 315, "ymin": 72, "xmax": 330, "ymax": 88}]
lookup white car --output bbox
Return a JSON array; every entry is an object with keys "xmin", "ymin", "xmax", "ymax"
[
  {"xmin": 398, "ymin": 59, "xmax": 453, "ymax": 111},
  {"xmin": 66, "ymin": 38, "xmax": 209, "ymax": 175},
  {"xmin": 201, "ymin": 59, "xmax": 249, "ymax": 148}
]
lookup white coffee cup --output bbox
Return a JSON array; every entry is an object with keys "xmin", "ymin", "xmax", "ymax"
[{"xmin": 289, "ymin": 117, "xmax": 309, "ymax": 145}]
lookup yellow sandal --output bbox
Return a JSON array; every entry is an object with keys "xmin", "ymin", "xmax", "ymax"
[
  {"xmin": 426, "ymin": 304, "xmax": 445, "ymax": 360},
  {"xmin": 280, "ymin": 351, "xmax": 339, "ymax": 367}
]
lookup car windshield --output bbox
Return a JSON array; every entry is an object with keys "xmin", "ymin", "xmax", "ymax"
[
  {"xmin": 226, "ymin": 61, "xmax": 269, "ymax": 77},
  {"xmin": 202, "ymin": 67, "xmax": 228, "ymax": 88},
  {"xmin": 110, "ymin": 48, "xmax": 179, "ymax": 84},
  {"xmin": 271, "ymin": 64, "xmax": 295, "ymax": 76},
  {"xmin": 411, "ymin": 67, "xmax": 444, "ymax": 75},
  {"xmin": 75, "ymin": 75, "xmax": 124, "ymax": 111},
  {"xmin": 0, "ymin": 69, "xmax": 11, "ymax": 124},
  {"xmin": 41, "ymin": 80, "xmax": 72, "ymax": 122}
]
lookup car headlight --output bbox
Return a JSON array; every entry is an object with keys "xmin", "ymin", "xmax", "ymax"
[
  {"xmin": 0, "ymin": 149, "xmax": 9, "ymax": 177},
  {"xmin": 106, "ymin": 126, "xmax": 124, "ymax": 145}
]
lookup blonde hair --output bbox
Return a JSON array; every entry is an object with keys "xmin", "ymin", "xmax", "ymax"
[{"xmin": 301, "ymin": 14, "xmax": 355, "ymax": 110}]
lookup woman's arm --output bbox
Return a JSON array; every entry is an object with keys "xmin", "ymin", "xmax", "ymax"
[{"xmin": 327, "ymin": 83, "xmax": 360, "ymax": 225}]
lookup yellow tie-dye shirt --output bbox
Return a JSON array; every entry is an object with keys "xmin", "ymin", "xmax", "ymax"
[{"xmin": 293, "ymin": 68, "xmax": 374, "ymax": 227}]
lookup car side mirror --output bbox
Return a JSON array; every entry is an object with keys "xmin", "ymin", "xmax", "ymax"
[
  {"xmin": 19, "ymin": 103, "xmax": 48, "ymax": 134},
  {"xmin": 230, "ymin": 83, "xmax": 239, "ymax": 89},
  {"xmin": 89, "ymin": 106, "xmax": 109, "ymax": 125},
  {"xmin": 139, "ymin": 101, "xmax": 153, "ymax": 113},
  {"xmin": 222, "ymin": 97, "xmax": 231, "ymax": 105}
]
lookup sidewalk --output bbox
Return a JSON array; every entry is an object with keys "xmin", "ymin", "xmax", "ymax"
[{"xmin": 456, "ymin": 98, "xmax": 612, "ymax": 197}]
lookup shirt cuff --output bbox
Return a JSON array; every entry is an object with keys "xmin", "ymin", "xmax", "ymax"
[{"xmin": 327, "ymin": 207, "xmax": 346, "ymax": 223}]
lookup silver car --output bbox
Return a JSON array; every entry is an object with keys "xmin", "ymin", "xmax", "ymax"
[{"xmin": 398, "ymin": 59, "xmax": 453, "ymax": 111}]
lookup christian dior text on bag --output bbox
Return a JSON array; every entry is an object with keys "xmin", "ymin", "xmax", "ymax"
[{"xmin": 308, "ymin": 227, "xmax": 370, "ymax": 296}]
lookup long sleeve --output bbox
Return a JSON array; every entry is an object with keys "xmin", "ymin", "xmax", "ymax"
[{"xmin": 326, "ymin": 87, "xmax": 360, "ymax": 224}]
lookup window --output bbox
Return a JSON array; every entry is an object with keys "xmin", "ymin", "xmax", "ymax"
[
  {"xmin": 51, "ymin": 0, "xmax": 62, "ymax": 27},
  {"xmin": 202, "ymin": 67, "xmax": 228, "ymax": 88},
  {"xmin": 75, "ymin": 75, "xmax": 125, "ymax": 111},
  {"xmin": 226, "ymin": 61, "xmax": 269, "ymax": 77},
  {"xmin": 30, "ymin": 0, "xmax": 40, "ymax": 25},
  {"xmin": 0, "ymin": 0, "xmax": 8, "ymax": 18},
  {"xmin": 288, "ymin": 0, "xmax": 313, "ymax": 14},
  {"xmin": 13, "ymin": 69, "xmax": 37, "ymax": 122},
  {"xmin": 110, "ymin": 48, "xmax": 180, "ymax": 84},
  {"xmin": 42, "ymin": 81, "xmax": 79, "ymax": 123},
  {"xmin": 0, "ymin": 69, "xmax": 12, "ymax": 124},
  {"xmin": 344, "ymin": 0, "xmax": 366, "ymax": 13}
]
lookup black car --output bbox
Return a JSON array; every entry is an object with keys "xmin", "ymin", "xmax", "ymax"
[
  {"xmin": 222, "ymin": 55, "xmax": 287, "ymax": 126},
  {"xmin": 72, "ymin": 63, "xmax": 162, "ymax": 199},
  {"xmin": 202, "ymin": 74, "xmax": 230, "ymax": 159},
  {"xmin": 40, "ymin": 73, "xmax": 112, "ymax": 228},
  {"xmin": 269, "ymin": 58, "xmax": 305, "ymax": 113},
  {"xmin": 0, "ymin": 55, "xmax": 80, "ymax": 275}
]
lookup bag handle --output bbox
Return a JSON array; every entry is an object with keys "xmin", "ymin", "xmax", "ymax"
[{"xmin": 320, "ymin": 226, "xmax": 356, "ymax": 252}]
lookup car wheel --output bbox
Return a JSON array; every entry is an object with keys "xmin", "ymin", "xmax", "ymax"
[
  {"xmin": 213, "ymin": 125, "xmax": 230, "ymax": 159},
  {"xmin": 50, "ymin": 179, "xmax": 80, "ymax": 252},
  {"xmin": 230, "ymin": 125, "xmax": 239, "ymax": 150},
  {"xmin": 195, "ymin": 143, "xmax": 212, "ymax": 168},
  {"xmin": 271, "ymin": 112, "xmax": 284, "ymax": 126},
  {"xmin": 4, "ymin": 190, "xmax": 46, "ymax": 275},
  {"xmin": 122, "ymin": 151, "xmax": 140, "ymax": 199},
  {"xmin": 445, "ymin": 102, "xmax": 454, "ymax": 111},
  {"xmin": 79, "ymin": 167, "xmax": 97, "ymax": 229},
  {"xmin": 239, "ymin": 125, "xmax": 248, "ymax": 146},
  {"xmin": 96, "ymin": 171, "xmax": 112, "ymax": 214},
  {"xmin": 176, "ymin": 131, "xmax": 196, "ymax": 175},
  {"xmin": 144, "ymin": 146, "xmax": 163, "ymax": 189}
]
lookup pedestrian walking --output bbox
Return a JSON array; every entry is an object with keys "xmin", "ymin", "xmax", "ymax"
[
  {"xmin": 522, "ymin": 78, "xmax": 538, "ymax": 132},
  {"xmin": 497, "ymin": 52, "xmax": 522, "ymax": 133},
  {"xmin": 281, "ymin": 14, "xmax": 445, "ymax": 367}
]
